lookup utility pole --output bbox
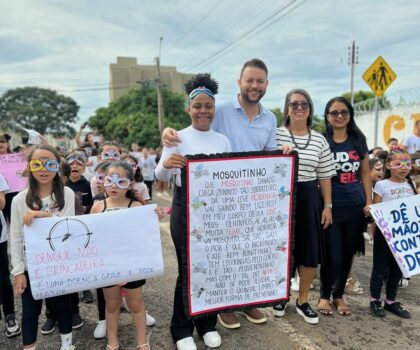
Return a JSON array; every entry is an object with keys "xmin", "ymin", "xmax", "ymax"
[
  {"xmin": 348, "ymin": 40, "xmax": 359, "ymax": 105},
  {"xmin": 156, "ymin": 37, "xmax": 164, "ymax": 134}
]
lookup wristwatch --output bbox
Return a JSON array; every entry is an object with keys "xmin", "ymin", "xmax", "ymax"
[{"xmin": 324, "ymin": 203, "xmax": 333, "ymax": 209}]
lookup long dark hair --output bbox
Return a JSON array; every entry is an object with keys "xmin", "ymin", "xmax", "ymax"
[
  {"xmin": 106, "ymin": 161, "xmax": 137, "ymax": 201},
  {"xmin": 383, "ymin": 150, "xmax": 417, "ymax": 194},
  {"xmin": 26, "ymin": 144, "xmax": 65, "ymax": 210},
  {"xmin": 283, "ymin": 89, "xmax": 314, "ymax": 127},
  {"xmin": 0, "ymin": 133, "xmax": 12, "ymax": 153},
  {"xmin": 323, "ymin": 96, "xmax": 367, "ymax": 157},
  {"xmin": 123, "ymin": 155, "xmax": 143, "ymax": 182}
]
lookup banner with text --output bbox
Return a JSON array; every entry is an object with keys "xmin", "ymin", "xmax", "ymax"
[
  {"xmin": 0, "ymin": 152, "xmax": 27, "ymax": 192},
  {"xmin": 370, "ymin": 194, "xmax": 420, "ymax": 277},
  {"xmin": 25, "ymin": 205, "xmax": 164, "ymax": 300},
  {"xmin": 184, "ymin": 151, "xmax": 297, "ymax": 317}
]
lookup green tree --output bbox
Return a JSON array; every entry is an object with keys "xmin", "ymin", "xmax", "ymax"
[
  {"xmin": 342, "ymin": 90, "xmax": 392, "ymax": 109},
  {"xmin": 88, "ymin": 88, "xmax": 189, "ymax": 148},
  {"xmin": 0, "ymin": 87, "xmax": 79, "ymax": 137}
]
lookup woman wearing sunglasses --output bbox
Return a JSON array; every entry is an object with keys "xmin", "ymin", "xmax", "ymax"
[
  {"xmin": 315, "ymin": 96, "xmax": 372, "ymax": 316},
  {"xmin": 273, "ymin": 89, "xmax": 335, "ymax": 324}
]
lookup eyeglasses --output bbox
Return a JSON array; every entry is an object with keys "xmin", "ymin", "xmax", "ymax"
[
  {"xmin": 389, "ymin": 159, "xmax": 412, "ymax": 169},
  {"xmin": 95, "ymin": 172, "xmax": 105, "ymax": 183},
  {"xmin": 373, "ymin": 162, "xmax": 384, "ymax": 171},
  {"xmin": 329, "ymin": 110, "xmax": 350, "ymax": 118},
  {"xmin": 101, "ymin": 150, "xmax": 121, "ymax": 160},
  {"xmin": 29, "ymin": 159, "xmax": 60, "ymax": 172},
  {"xmin": 104, "ymin": 174, "xmax": 131, "ymax": 189},
  {"xmin": 289, "ymin": 101, "xmax": 310, "ymax": 111},
  {"xmin": 66, "ymin": 156, "xmax": 85, "ymax": 166}
]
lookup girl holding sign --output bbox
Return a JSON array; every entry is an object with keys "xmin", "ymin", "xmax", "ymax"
[
  {"xmin": 90, "ymin": 161, "xmax": 162, "ymax": 350},
  {"xmin": 369, "ymin": 150, "xmax": 417, "ymax": 319},
  {"xmin": 10, "ymin": 144, "xmax": 76, "ymax": 350},
  {"xmin": 155, "ymin": 73, "xmax": 231, "ymax": 350}
]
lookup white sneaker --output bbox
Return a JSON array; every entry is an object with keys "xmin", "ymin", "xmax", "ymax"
[
  {"xmin": 291, "ymin": 277, "xmax": 300, "ymax": 292},
  {"xmin": 176, "ymin": 336, "xmax": 197, "ymax": 350},
  {"xmin": 61, "ymin": 346, "xmax": 76, "ymax": 350},
  {"xmin": 93, "ymin": 320, "xmax": 106, "ymax": 339},
  {"xmin": 203, "ymin": 331, "xmax": 222, "ymax": 348},
  {"xmin": 146, "ymin": 312, "xmax": 156, "ymax": 326}
]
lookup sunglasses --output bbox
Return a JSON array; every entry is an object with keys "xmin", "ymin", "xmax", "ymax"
[
  {"xmin": 289, "ymin": 101, "xmax": 310, "ymax": 111},
  {"xmin": 29, "ymin": 159, "xmax": 60, "ymax": 172},
  {"xmin": 101, "ymin": 150, "xmax": 121, "ymax": 160},
  {"xmin": 329, "ymin": 109, "xmax": 350, "ymax": 118},
  {"xmin": 104, "ymin": 174, "xmax": 131, "ymax": 189},
  {"xmin": 66, "ymin": 156, "xmax": 85, "ymax": 166},
  {"xmin": 389, "ymin": 159, "xmax": 412, "ymax": 169},
  {"xmin": 95, "ymin": 172, "xmax": 106, "ymax": 183}
]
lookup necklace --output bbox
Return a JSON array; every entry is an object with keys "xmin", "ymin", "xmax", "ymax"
[{"xmin": 288, "ymin": 127, "xmax": 312, "ymax": 150}]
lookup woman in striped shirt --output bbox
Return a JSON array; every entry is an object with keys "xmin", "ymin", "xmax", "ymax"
[{"xmin": 272, "ymin": 89, "xmax": 335, "ymax": 324}]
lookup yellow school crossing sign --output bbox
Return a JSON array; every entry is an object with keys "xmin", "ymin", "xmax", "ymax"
[{"xmin": 362, "ymin": 56, "xmax": 396, "ymax": 96}]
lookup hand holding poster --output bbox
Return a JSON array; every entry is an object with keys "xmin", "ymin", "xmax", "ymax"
[
  {"xmin": 0, "ymin": 152, "xmax": 27, "ymax": 192},
  {"xmin": 370, "ymin": 194, "xmax": 420, "ymax": 277},
  {"xmin": 24, "ymin": 205, "xmax": 164, "ymax": 299},
  {"xmin": 184, "ymin": 151, "xmax": 297, "ymax": 317}
]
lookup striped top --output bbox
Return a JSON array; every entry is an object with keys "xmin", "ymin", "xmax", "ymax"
[{"xmin": 276, "ymin": 126, "xmax": 335, "ymax": 182}]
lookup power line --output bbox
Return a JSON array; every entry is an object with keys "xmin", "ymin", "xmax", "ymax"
[
  {"xmin": 162, "ymin": 0, "xmax": 225, "ymax": 57},
  {"xmin": 183, "ymin": 0, "xmax": 307, "ymax": 72}
]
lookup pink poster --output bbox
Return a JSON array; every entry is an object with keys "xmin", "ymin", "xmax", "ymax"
[{"xmin": 0, "ymin": 153, "xmax": 27, "ymax": 192}]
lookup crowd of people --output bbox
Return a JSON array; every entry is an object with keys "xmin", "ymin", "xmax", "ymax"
[{"xmin": 0, "ymin": 58, "xmax": 419, "ymax": 350}]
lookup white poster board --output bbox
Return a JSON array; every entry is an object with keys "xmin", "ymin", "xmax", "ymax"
[
  {"xmin": 186, "ymin": 153, "xmax": 296, "ymax": 317},
  {"xmin": 24, "ymin": 205, "xmax": 164, "ymax": 299},
  {"xmin": 370, "ymin": 194, "xmax": 420, "ymax": 277}
]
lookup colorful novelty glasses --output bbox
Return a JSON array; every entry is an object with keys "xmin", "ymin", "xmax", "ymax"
[
  {"xmin": 389, "ymin": 159, "xmax": 412, "ymax": 169},
  {"xmin": 101, "ymin": 150, "xmax": 121, "ymax": 160},
  {"xmin": 29, "ymin": 159, "xmax": 60, "ymax": 172},
  {"xmin": 103, "ymin": 174, "xmax": 131, "ymax": 189}
]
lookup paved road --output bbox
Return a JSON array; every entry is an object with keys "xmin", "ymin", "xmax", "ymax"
[{"xmin": 1, "ymin": 192, "xmax": 419, "ymax": 349}]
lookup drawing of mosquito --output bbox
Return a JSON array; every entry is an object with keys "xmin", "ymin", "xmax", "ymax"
[
  {"xmin": 191, "ymin": 228, "xmax": 204, "ymax": 241},
  {"xmin": 273, "ymin": 276, "xmax": 286, "ymax": 285},
  {"xmin": 191, "ymin": 197, "xmax": 207, "ymax": 210},
  {"xmin": 274, "ymin": 164, "xmax": 287, "ymax": 177},
  {"xmin": 192, "ymin": 262, "xmax": 207, "ymax": 274},
  {"xmin": 275, "ymin": 241, "xmax": 288, "ymax": 252},
  {"xmin": 275, "ymin": 213, "xmax": 288, "ymax": 226},
  {"xmin": 191, "ymin": 164, "xmax": 209, "ymax": 179},
  {"xmin": 191, "ymin": 286, "xmax": 206, "ymax": 299}
]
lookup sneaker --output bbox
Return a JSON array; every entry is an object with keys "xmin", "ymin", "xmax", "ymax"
[
  {"xmin": 176, "ymin": 336, "xmax": 197, "ymax": 350},
  {"xmin": 370, "ymin": 300, "xmax": 386, "ymax": 317},
  {"xmin": 61, "ymin": 346, "xmax": 76, "ymax": 350},
  {"xmin": 273, "ymin": 301, "xmax": 288, "ymax": 317},
  {"xmin": 295, "ymin": 300, "xmax": 319, "ymax": 324},
  {"xmin": 41, "ymin": 317, "xmax": 56, "ymax": 335},
  {"xmin": 217, "ymin": 313, "xmax": 240, "ymax": 329},
  {"xmin": 398, "ymin": 278, "xmax": 409, "ymax": 288},
  {"xmin": 146, "ymin": 312, "xmax": 156, "ymax": 326},
  {"xmin": 93, "ymin": 320, "xmax": 106, "ymax": 339},
  {"xmin": 82, "ymin": 290, "xmax": 95, "ymax": 303},
  {"xmin": 290, "ymin": 277, "xmax": 300, "ymax": 292},
  {"xmin": 5, "ymin": 314, "xmax": 21, "ymax": 338},
  {"xmin": 237, "ymin": 308, "xmax": 267, "ymax": 324},
  {"xmin": 72, "ymin": 313, "xmax": 84, "ymax": 329},
  {"xmin": 384, "ymin": 302, "xmax": 411, "ymax": 319},
  {"xmin": 202, "ymin": 331, "xmax": 222, "ymax": 348}
]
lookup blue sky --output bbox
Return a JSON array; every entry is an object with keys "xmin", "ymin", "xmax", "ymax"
[{"xmin": 1, "ymin": 0, "xmax": 419, "ymax": 126}]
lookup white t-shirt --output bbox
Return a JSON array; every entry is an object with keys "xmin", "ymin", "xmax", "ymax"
[
  {"xmin": 155, "ymin": 125, "xmax": 232, "ymax": 187},
  {"xmin": 403, "ymin": 134, "xmax": 420, "ymax": 154},
  {"xmin": 133, "ymin": 182, "xmax": 150, "ymax": 201},
  {"xmin": 0, "ymin": 174, "xmax": 9, "ymax": 243},
  {"xmin": 373, "ymin": 179, "xmax": 415, "ymax": 202},
  {"xmin": 10, "ymin": 186, "xmax": 75, "ymax": 276}
]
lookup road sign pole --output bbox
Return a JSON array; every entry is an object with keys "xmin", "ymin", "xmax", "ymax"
[{"xmin": 374, "ymin": 96, "xmax": 379, "ymax": 146}]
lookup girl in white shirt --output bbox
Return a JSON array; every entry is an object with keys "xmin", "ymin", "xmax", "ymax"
[
  {"xmin": 10, "ymin": 145, "xmax": 76, "ymax": 350},
  {"xmin": 369, "ymin": 150, "xmax": 417, "ymax": 319},
  {"xmin": 155, "ymin": 73, "xmax": 231, "ymax": 350}
]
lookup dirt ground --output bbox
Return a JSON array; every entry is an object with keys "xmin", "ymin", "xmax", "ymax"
[{"xmin": 1, "ymin": 193, "xmax": 419, "ymax": 350}]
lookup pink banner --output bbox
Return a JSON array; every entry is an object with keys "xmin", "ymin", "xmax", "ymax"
[{"xmin": 0, "ymin": 153, "xmax": 27, "ymax": 192}]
